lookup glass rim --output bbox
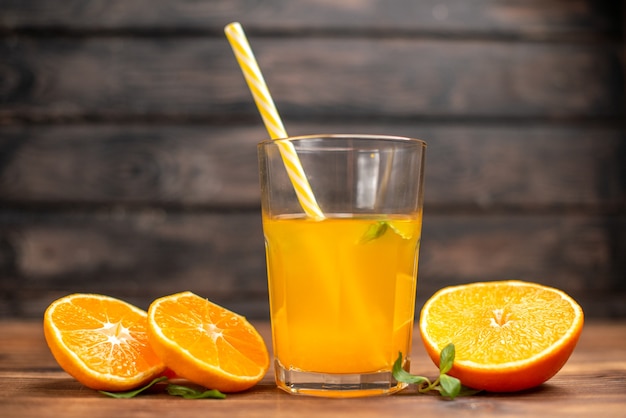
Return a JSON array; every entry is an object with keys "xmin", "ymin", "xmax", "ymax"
[{"xmin": 258, "ymin": 133, "xmax": 427, "ymax": 148}]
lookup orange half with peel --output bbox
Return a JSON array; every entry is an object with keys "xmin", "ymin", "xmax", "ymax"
[
  {"xmin": 43, "ymin": 293, "xmax": 166, "ymax": 391},
  {"xmin": 147, "ymin": 291, "xmax": 269, "ymax": 392},
  {"xmin": 419, "ymin": 280, "xmax": 584, "ymax": 392}
]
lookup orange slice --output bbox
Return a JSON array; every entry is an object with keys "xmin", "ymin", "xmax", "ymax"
[
  {"xmin": 147, "ymin": 291, "xmax": 270, "ymax": 392},
  {"xmin": 43, "ymin": 293, "xmax": 166, "ymax": 391},
  {"xmin": 419, "ymin": 280, "xmax": 584, "ymax": 392}
]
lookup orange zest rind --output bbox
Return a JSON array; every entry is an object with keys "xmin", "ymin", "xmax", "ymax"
[
  {"xmin": 43, "ymin": 293, "xmax": 166, "ymax": 391},
  {"xmin": 419, "ymin": 280, "xmax": 584, "ymax": 392},
  {"xmin": 147, "ymin": 291, "xmax": 270, "ymax": 393}
]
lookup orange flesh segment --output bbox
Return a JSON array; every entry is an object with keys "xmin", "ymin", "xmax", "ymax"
[
  {"xmin": 419, "ymin": 281, "xmax": 584, "ymax": 391},
  {"xmin": 148, "ymin": 291, "xmax": 269, "ymax": 392},
  {"xmin": 44, "ymin": 294, "xmax": 165, "ymax": 391}
]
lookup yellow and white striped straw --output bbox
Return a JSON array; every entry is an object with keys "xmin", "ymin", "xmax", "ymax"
[{"xmin": 224, "ymin": 22, "xmax": 325, "ymax": 220}]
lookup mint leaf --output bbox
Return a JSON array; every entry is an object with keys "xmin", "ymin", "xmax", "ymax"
[
  {"xmin": 393, "ymin": 348, "xmax": 480, "ymax": 399},
  {"xmin": 99, "ymin": 376, "xmax": 168, "ymax": 398},
  {"xmin": 166, "ymin": 384, "xmax": 226, "ymax": 399},
  {"xmin": 392, "ymin": 352, "xmax": 429, "ymax": 386},
  {"xmin": 360, "ymin": 221, "xmax": 389, "ymax": 243},
  {"xmin": 98, "ymin": 376, "xmax": 226, "ymax": 400},
  {"xmin": 457, "ymin": 386, "xmax": 483, "ymax": 397},
  {"xmin": 439, "ymin": 374, "xmax": 461, "ymax": 399},
  {"xmin": 439, "ymin": 343, "xmax": 455, "ymax": 374},
  {"xmin": 387, "ymin": 222, "xmax": 413, "ymax": 240}
]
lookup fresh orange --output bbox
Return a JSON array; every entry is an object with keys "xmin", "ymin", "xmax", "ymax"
[
  {"xmin": 419, "ymin": 280, "xmax": 584, "ymax": 392},
  {"xmin": 147, "ymin": 291, "xmax": 270, "ymax": 392},
  {"xmin": 43, "ymin": 293, "xmax": 166, "ymax": 391}
]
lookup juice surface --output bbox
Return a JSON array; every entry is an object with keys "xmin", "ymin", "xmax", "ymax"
[{"xmin": 263, "ymin": 214, "xmax": 421, "ymax": 374}]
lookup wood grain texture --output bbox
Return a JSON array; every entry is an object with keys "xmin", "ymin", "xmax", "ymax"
[
  {"xmin": 1, "ymin": 211, "xmax": 624, "ymax": 318},
  {"xmin": 0, "ymin": 1, "xmax": 624, "ymax": 320},
  {"xmin": 0, "ymin": 320, "xmax": 625, "ymax": 418},
  {"xmin": 0, "ymin": 0, "xmax": 620, "ymax": 37},
  {"xmin": 1, "ymin": 38, "xmax": 622, "ymax": 121},
  {"xmin": 0, "ymin": 123, "xmax": 623, "ymax": 209}
]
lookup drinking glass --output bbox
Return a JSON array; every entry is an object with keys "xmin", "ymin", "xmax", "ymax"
[{"xmin": 258, "ymin": 134, "xmax": 426, "ymax": 397}]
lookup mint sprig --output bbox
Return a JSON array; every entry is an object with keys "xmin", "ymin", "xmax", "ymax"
[
  {"xmin": 167, "ymin": 384, "xmax": 226, "ymax": 399},
  {"xmin": 99, "ymin": 376, "xmax": 169, "ymax": 398},
  {"xmin": 360, "ymin": 221, "xmax": 389, "ymax": 243},
  {"xmin": 393, "ymin": 343, "xmax": 480, "ymax": 399},
  {"xmin": 99, "ymin": 376, "xmax": 226, "ymax": 399},
  {"xmin": 360, "ymin": 220, "xmax": 414, "ymax": 243}
]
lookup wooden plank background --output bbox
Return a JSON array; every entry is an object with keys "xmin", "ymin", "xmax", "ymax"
[{"xmin": 0, "ymin": 0, "xmax": 624, "ymax": 319}]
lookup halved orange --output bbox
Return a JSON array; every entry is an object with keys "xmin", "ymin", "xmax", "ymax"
[
  {"xmin": 419, "ymin": 280, "xmax": 584, "ymax": 392},
  {"xmin": 147, "ymin": 291, "xmax": 270, "ymax": 392},
  {"xmin": 43, "ymin": 293, "xmax": 166, "ymax": 391}
]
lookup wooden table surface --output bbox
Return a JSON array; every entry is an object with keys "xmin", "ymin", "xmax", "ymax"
[{"xmin": 1, "ymin": 320, "xmax": 625, "ymax": 418}]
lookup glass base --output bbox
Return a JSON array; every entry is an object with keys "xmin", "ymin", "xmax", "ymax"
[{"xmin": 274, "ymin": 360, "xmax": 409, "ymax": 398}]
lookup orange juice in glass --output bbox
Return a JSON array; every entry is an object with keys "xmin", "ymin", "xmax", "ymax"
[{"xmin": 258, "ymin": 135, "xmax": 426, "ymax": 397}]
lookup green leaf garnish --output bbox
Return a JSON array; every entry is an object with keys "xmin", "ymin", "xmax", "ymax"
[
  {"xmin": 166, "ymin": 384, "xmax": 226, "ymax": 399},
  {"xmin": 360, "ymin": 221, "xmax": 389, "ymax": 243},
  {"xmin": 439, "ymin": 343, "xmax": 455, "ymax": 374},
  {"xmin": 360, "ymin": 220, "xmax": 415, "ymax": 243},
  {"xmin": 392, "ymin": 344, "xmax": 480, "ymax": 400},
  {"xmin": 387, "ymin": 222, "xmax": 413, "ymax": 240},
  {"xmin": 99, "ymin": 376, "xmax": 168, "ymax": 398},
  {"xmin": 98, "ymin": 376, "xmax": 226, "ymax": 399},
  {"xmin": 392, "ymin": 354, "xmax": 429, "ymax": 386},
  {"xmin": 439, "ymin": 374, "xmax": 461, "ymax": 399}
]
